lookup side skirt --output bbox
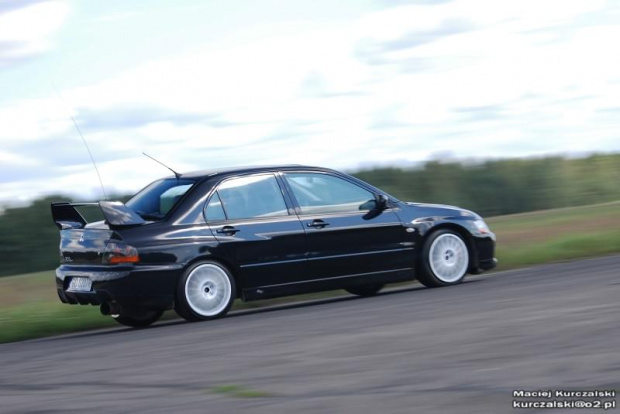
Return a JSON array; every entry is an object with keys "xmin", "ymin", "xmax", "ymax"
[{"xmin": 242, "ymin": 268, "xmax": 414, "ymax": 301}]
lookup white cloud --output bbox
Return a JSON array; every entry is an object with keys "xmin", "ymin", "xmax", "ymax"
[
  {"xmin": 0, "ymin": 150, "xmax": 38, "ymax": 166},
  {"xmin": 0, "ymin": 1, "xmax": 69, "ymax": 66},
  {"xmin": 0, "ymin": 0, "xmax": 619, "ymax": 205}
]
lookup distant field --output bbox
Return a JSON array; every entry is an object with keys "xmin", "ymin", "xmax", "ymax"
[
  {"xmin": 487, "ymin": 201, "xmax": 620, "ymax": 269},
  {"xmin": 1, "ymin": 201, "xmax": 619, "ymax": 343}
]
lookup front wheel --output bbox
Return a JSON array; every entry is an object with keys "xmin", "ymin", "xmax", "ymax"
[
  {"xmin": 346, "ymin": 284, "xmax": 384, "ymax": 297},
  {"xmin": 175, "ymin": 261, "xmax": 236, "ymax": 322},
  {"xmin": 112, "ymin": 308, "xmax": 163, "ymax": 328},
  {"xmin": 417, "ymin": 230, "xmax": 470, "ymax": 288}
]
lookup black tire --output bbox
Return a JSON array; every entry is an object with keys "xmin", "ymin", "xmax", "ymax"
[
  {"xmin": 345, "ymin": 284, "xmax": 384, "ymax": 297},
  {"xmin": 416, "ymin": 229, "xmax": 470, "ymax": 288},
  {"xmin": 112, "ymin": 308, "xmax": 163, "ymax": 328},
  {"xmin": 175, "ymin": 260, "xmax": 236, "ymax": 322}
]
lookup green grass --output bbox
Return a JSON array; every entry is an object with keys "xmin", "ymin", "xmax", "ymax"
[
  {"xmin": 210, "ymin": 384, "xmax": 273, "ymax": 398},
  {"xmin": 487, "ymin": 200, "xmax": 620, "ymax": 269},
  {"xmin": 0, "ymin": 301, "xmax": 116, "ymax": 343},
  {"xmin": 1, "ymin": 201, "xmax": 619, "ymax": 344},
  {"xmin": 496, "ymin": 230, "xmax": 620, "ymax": 269},
  {"xmin": 487, "ymin": 201, "xmax": 620, "ymax": 235}
]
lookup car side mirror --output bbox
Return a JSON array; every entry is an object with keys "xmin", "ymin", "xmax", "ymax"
[{"xmin": 375, "ymin": 194, "xmax": 389, "ymax": 211}]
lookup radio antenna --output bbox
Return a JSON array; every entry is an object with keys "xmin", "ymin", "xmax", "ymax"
[
  {"xmin": 51, "ymin": 82, "xmax": 108, "ymax": 201},
  {"xmin": 142, "ymin": 152, "xmax": 181, "ymax": 179}
]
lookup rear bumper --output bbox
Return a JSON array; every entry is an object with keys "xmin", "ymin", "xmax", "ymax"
[{"xmin": 56, "ymin": 264, "xmax": 183, "ymax": 310}]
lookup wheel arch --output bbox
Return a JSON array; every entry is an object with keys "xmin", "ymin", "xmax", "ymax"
[
  {"xmin": 419, "ymin": 222, "xmax": 478, "ymax": 274},
  {"xmin": 180, "ymin": 255, "xmax": 243, "ymax": 298}
]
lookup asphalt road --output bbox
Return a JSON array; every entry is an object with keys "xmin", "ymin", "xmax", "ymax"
[{"xmin": 1, "ymin": 256, "xmax": 619, "ymax": 414}]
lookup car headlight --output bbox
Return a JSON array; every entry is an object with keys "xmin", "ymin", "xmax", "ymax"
[{"xmin": 472, "ymin": 219, "xmax": 491, "ymax": 234}]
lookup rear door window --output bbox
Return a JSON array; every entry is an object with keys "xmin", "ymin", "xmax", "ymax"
[{"xmin": 206, "ymin": 174, "xmax": 288, "ymax": 221}]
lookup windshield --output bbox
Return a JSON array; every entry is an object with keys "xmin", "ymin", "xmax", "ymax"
[{"xmin": 126, "ymin": 178, "xmax": 196, "ymax": 220}]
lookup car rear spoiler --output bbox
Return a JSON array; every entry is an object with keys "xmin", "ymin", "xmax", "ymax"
[{"xmin": 51, "ymin": 201, "xmax": 146, "ymax": 230}]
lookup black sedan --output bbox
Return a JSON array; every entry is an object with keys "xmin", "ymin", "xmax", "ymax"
[{"xmin": 51, "ymin": 165, "xmax": 496, "ymax": 327}]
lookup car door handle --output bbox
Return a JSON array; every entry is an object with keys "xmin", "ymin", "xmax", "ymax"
[
  {"xmin": 216, "ymin": 226, "xmax": 240, "ymax": 236},
  {"xmin": 307, "ymin": 220, "xmax": 330, "ymax": 228}
]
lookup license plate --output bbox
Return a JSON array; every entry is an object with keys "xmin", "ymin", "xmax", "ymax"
[{"xmin": 67, "ymin": 277, "xmax": 92, "ymax": 292}]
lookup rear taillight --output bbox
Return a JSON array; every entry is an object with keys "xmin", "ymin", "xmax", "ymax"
[{"xmin": 102, "ymin": 242, "xmax": 140, "ymax": 264}]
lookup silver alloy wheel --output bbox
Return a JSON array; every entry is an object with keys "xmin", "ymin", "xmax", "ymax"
[
  {"xmin": 428, "ymin": 233, "xmax": 469, "ymax": 283},
  {"xmin": 184, "ymin": 263, "xmax": 232, "ymax": 317}
]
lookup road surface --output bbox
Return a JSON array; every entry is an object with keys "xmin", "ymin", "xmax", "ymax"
[{"xmin": 1, "ymin": 256, "xmax": 619, "ymax": 413}]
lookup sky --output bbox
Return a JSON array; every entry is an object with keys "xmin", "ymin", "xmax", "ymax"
[{"xmin": 0, "ymin": 0, "xmax": 619, "ymax": 205}]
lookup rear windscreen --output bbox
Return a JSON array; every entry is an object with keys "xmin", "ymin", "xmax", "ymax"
[{"xmin": 126, "ymin": 179, "xmax": 196, "ymax": 220}]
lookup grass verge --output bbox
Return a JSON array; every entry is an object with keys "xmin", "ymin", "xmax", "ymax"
[
  {"xmin": 496, "ymin": 230, "xmax": 620, "ymax": 269},
  {"xmin": 211, "ymin": 384, "xmax": 273, "ymax": 398},
  {"xmin": 487, "ymin": 200, "xmax": 620, "ymax": 269},
  {"xmin": 1, "ymin": 201, "xmax": 619, "ymax": 344},
  {"xmin": 0, "ymin": 302, "xmax": 115, "ymax": 344}
]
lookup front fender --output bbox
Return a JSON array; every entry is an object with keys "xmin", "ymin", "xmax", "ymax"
[{"xmin": 397, "ymin": 202, "xmax": 496, "ymax": 273}]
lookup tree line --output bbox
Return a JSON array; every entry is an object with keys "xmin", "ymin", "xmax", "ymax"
[
  {"xmin": 354, "ymin": 153, "xmax": 620, "ymax": 217},
  {"xmin": 1, "ymin": 153, "xmax": 618, "ymax": 277}
]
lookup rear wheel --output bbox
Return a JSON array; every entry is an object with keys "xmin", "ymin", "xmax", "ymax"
[
  {"xmin": 112, "ymin": 307, "xmax": 163, "ymax": 328},
  {"xmin": 175, "ymin": 261, "xmax": 236, "ymax": 322},
  {"xmin": 346, "ymin": 284, "xmax": 384, "ymax": 297},
  {"xmin": 417, "ymin": 230, "xmax": 470, "ymax": 288}
]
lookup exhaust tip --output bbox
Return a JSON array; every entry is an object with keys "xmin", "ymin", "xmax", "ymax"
[
  {"xmin": 100, "ymin": 302, "xmax": 120, "ymax": 316},
  {"xmin": 100, "ymin": 302, "xmax": 110, "ymax": 315}
]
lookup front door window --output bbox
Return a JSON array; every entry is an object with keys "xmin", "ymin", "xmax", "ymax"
[{"xmin": 285, "ymin": 173, "xmax": 376, "ymax": 214}]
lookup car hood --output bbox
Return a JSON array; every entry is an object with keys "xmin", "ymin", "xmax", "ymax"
[{"xmin": 403, "ymin": 201, "xmax": 481, "ymax": 219}]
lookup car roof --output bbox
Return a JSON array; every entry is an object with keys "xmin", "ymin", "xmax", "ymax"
[{"xmin": 177, "ymin": 164, "xmax": 332, "ymax": 179}]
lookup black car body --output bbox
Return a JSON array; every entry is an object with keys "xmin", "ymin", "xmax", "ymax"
[{"xmin": 51, "ymin": 165, "xmax": 496, "ymax": 327}]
